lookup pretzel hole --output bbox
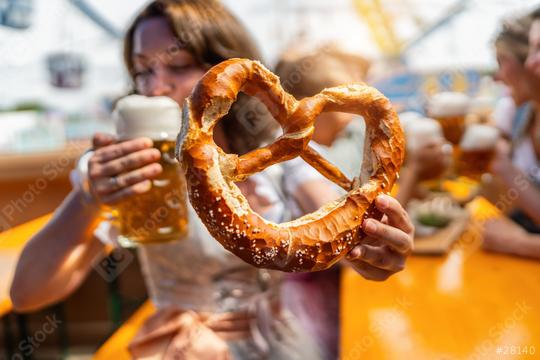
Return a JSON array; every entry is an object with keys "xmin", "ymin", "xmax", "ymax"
[
  {"xmin": 316, "ymin": 111, "xmax": 366, "ymax": 163},
  {"xmin": 207, "ymin": 92, "xmax": 290, "ymax": 220},
  {"xmin": 212, "ymin": 93, "xmax": 282, "ymax": 156},
  {"xmin": 299, "ymin": 111, "xmax": 371, "ymax": 191},
  {"xmin": 233, "ymin": 175, "xmax": 280, "ymax": 221},
  {"xmin": 312, "ymin": 112, "xmax": 356, "ymax": 148},
  {"xmin": 259, "ymin": 158, "xmax": 350, "ymax": 222}
]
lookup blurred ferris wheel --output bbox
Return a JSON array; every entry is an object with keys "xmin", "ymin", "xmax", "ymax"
[{"xmin": 352, "ymin": 0, "xmax": 538, "ymax": 59}]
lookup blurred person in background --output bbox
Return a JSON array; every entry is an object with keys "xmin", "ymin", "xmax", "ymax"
[
  {"xmin": 274, "ymin": 45, "xmax": 369, "ymax": 184},
  {"xmin": 482, "ymin": 10, "xmax": 540, "ymax": 259},
  {"xmin": 274, "ymin": 47, "xmax": 451, "ymax": 358},
  {"xmin": 492, "ymin": 15, "xmax": 534, "ymax": 138},
  {"xmin": 527, "ymin": 7, "xmax": 540, "ymax": 81},
  {"xmin": 10, "ymin": 0, "xmax": 414, "ymax": 358},
  {"xmin": 274, "ymin": 46, "xmax": 368, "ymax": 359}
]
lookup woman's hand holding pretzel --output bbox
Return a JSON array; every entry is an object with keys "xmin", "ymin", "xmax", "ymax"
[{"xmin": 346, "ymin": 194, "xmax": 414, "ymax": 281}]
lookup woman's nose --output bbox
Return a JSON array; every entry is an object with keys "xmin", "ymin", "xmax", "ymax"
[{"xmin": 146, "ymin": 68, "xmax": 173, "ymax": 97}]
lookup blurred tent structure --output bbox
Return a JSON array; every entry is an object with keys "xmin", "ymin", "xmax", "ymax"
[
  {"xmin": 0, "ymin": 0, "xmax": 147, "ymax": 112},
  {"xmin": 0, "ymin": 0, "xmax": 539, "ymax": 112},
  {"xmin": 1, "ymin": 1, "xmax": 540, "ymax": 357}
]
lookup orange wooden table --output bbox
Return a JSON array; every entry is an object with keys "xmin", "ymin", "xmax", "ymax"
[
  {"xmin": 0, "ymin": 214, "xmax": 52, "ymax": 317},
  {"xmin": 0, "ymin": 141, "xmax": 89, "ymax": 228},
  {"xmin": 94, "ymin": 197, "xmax": 540, "ymax": 359},
  {"xmin": 93, "ymin": 301, "xmax": 155, "ymax": 359},
  {"xmin": 340, "ymin": 198, "xmax": 540, "ymax": 360}
]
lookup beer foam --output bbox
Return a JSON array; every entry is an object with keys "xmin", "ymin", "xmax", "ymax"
[
  {"xmin": 114, "ymin": 95, "xmax": 182, "ymax": 140},
  {"xmin": 460, "ymin": 124, "xmax": 499, "ymax": 150},
  {"xmin": 469, "ymin": 96, "xmax": 493, "ymax": 115},
  {"xmin": 398, "ymin": 111, "xmax": 423, "ymax": 132},
  {"xmin": 404, "ymin": 117, "xmax": 444, "ymax": 150},
  {"xmin": 427, "ymin": 92, "xmax": 470, "ymax": 118}
]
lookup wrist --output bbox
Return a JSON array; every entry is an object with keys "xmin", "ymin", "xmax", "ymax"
[
  {"xmin": 73, "ymin": 187, "xmax": 102, "ymax": 214},
  {"xmin": 514, "ymin": 233, "xmax": 540, "ymax": 257},
  {"xmin": 73, "ymin": 149, "xmax": 102, "ymax": 213}
]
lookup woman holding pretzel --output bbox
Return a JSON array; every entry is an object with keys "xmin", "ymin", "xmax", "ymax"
[{"xmin": 11, "ymin": 1, "xmax": 414, "ymax": 358}]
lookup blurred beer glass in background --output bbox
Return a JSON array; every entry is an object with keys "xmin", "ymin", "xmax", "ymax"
[
  {"xmin": 403, "ymin": 116, "xmax": 444, "ymax": 152},
  {"xmin": 467, "ymin": 96, "xmax": 494, "ymax": 124},
  {"xmin": 114, "ymin": 95, "xmax": 188, "ymax": 247},
  {"xmin": 427, "ymin": 92, "xmax": 470, "ymax": 145},
  {"xmin": 398, "ymin": 111, "xmax": 423, "ymax": 133},
  {"xmin": 455, "ymin": 124, "xmax": 499, "ymax": 181},
  {"xmin": 402, "ymin": 115, "xmax": 450, "ymax": 182}
]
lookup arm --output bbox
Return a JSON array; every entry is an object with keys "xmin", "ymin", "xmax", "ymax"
[
  {"xmin": 497, "ymin": 166, "xmax": 540, "ymax": 224},
  {"xmin": 10, "ymin": 134, "xmax": 163, "ymax": 312},
  {"xmin": 519, "ymin": 234, "xmax": 540, "ymax": 259},
  {"xmin": 483, "ymin": 218, "xmax": 540, "ymax": 260},
  {"xmin": 293, "ymin": 180, "xmax": 340, "ymax": 213},
  {"xmin": 10, "ymin": 190, "xmax": 105, "ymax": 312}
]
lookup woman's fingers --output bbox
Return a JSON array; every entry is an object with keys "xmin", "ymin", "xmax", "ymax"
[
  {"xmin": 347, "ymin": 244, "xmax": 405, "ymax": 272},
  {"xmin": 117, "ymin": 163, "xmax": 163, "ymax": 188},
  {"xmin": 347, "ymin": 258, "xmax": 394, "ymax": 281},
  {"xmin": 363, "ymin": 218, "xmax": 413, "ymax": 254},
  {"xmin": 99, "ymin": 180, "xmax": 153, "ymax": 205},
  {"xmin": 87, "ymin": 136, "xmax": 163, "ymax": 205},
  {"xmin": 91, "ymin": 148, "xmax": 162, "ymax": 178},
  {"xmin": 92, "ymin": 163, "xmax": 163, "ymax": 196},
  {"xmin": 374, "ymin": 194, "xmax": 414, "ymax": 235},
  {"xmin": 344, "ymin": 195, "xmax": 414, "ymax": 281},
  {"xmin": 92, "ymin": 133, "xmax": 117, "ymax": 149},
  {"xmin": 92, "ymin": 137, "xmax": 154, "ymax": 163}
]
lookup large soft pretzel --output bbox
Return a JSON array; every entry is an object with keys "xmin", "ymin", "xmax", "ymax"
[{"xmin": 177, "ymin": 58, "xmax": 404, "ymax": 272}]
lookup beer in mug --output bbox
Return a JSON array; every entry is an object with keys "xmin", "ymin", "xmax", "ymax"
[
  {"xmin": 113, "ymin": 95, "xmax": 188, "ymax": 247},
  {"xmin": 427, "ymin": 92, "xmax": 470, "ymax": 145},
  {"xmin": 455, "ymin": 124, "xmax": 499, "ymax": 181},
  {"xmin": 402, "ymin": 116, "xmax": 444, "ymax": 151}
]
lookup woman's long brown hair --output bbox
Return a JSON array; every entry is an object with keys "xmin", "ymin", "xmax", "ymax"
[{"xmin": 124, "ymin": 0, "xmax": 277, "ymax": 154}]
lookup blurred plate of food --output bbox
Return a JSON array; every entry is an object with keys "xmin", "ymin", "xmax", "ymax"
[
  {"xmin": 408, "ymin": 194, "xmax": 470, "ymax": 255},
  {"xmin": 420, "ymin": 176, "xmax": 480, "ymax": 206}
]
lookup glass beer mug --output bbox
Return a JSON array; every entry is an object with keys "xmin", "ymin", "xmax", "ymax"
[
  {"xmin": 455, "ymin": 124, "xmax": 499, "ymax": 181},
  {"xmin": 113, "ymin": 95, "xmax": 188, "ymax": 247},
  {"xmin": 402, "ymin": 116, "xmax": 450, "ymax": 188},
  {"xmin": 427, "ymin": 92, "xmax": 470, "ymax": 146}
]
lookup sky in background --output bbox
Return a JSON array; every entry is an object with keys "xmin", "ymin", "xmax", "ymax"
[{"xmin": 0, "ymin": 0, "xmax": 538, "ymax": 111}]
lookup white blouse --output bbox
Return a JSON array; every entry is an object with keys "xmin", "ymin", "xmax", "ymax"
[{"xmin": 494, "ymin": 99, "xmax": 540, "ymax": 185}]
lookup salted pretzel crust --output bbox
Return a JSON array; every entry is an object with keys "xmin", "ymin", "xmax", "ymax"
[{"xmin": 177, "ymin": 58, "xmax": 404, "ymax": 272}]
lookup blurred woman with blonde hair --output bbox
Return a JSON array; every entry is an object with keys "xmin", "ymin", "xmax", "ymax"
[{"xmin": 482, "ymin": 11, "xmax": 540, "ymax": 259}]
